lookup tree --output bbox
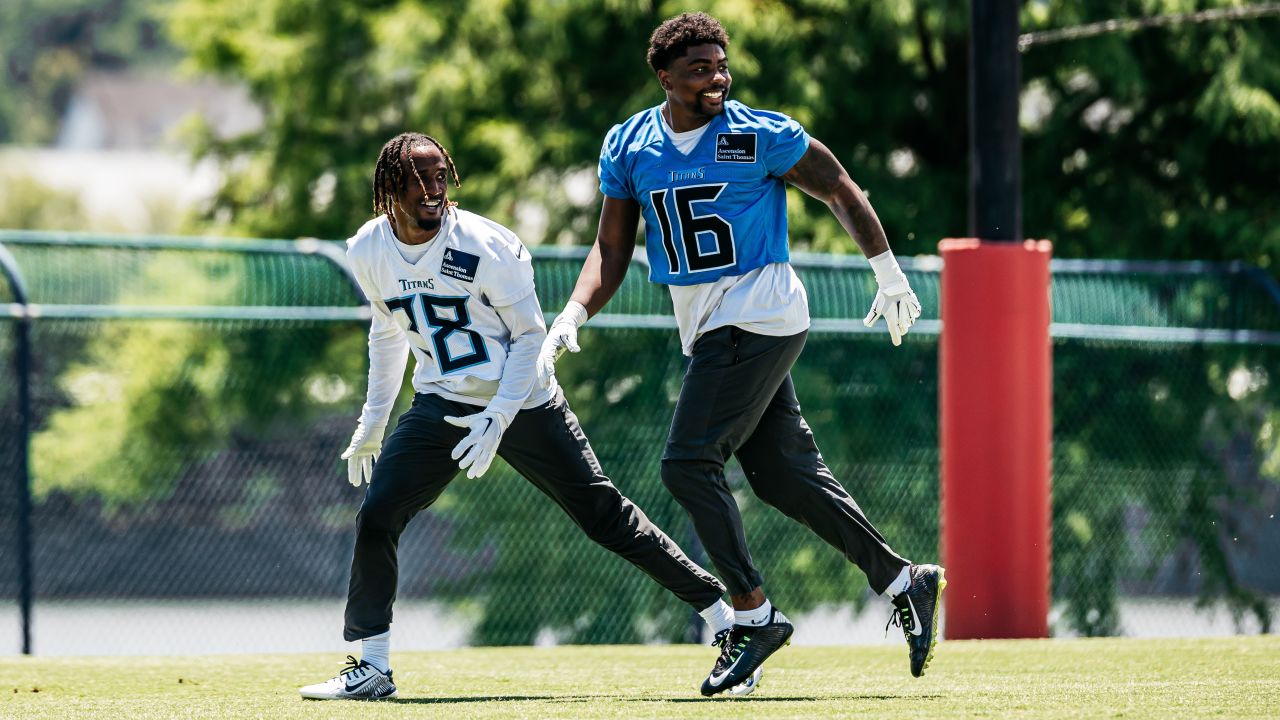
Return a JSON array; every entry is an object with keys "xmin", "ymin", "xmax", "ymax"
[{"xmin": 1021, "ymin": 1, "xmax": 1280, "ymax": 272}]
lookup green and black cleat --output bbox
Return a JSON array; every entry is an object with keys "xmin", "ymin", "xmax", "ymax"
[
  {"xmin": 700, "ymin": 607, "xmax": 793, "ymax": 697},
  {"xmin": 888, "ymin": 564, "xmax": 947, "ymax": 678}
]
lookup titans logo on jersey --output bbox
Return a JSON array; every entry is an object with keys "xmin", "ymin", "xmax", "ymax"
[
  {"xmin": 598, "ymin": 100, "xmax": 810, "ymax": 286},
  {"xmin": 345, "ymin": 209, "xmax": 535, "ymax": 397}
]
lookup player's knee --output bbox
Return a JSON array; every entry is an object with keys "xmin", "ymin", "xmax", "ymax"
[
  {"xmin": 355, "ymin": 495, "xmax": 402, "ymax": 535},
  {"xmin": 662, "ymin": 457, "xmax": 731, "ymax": 506},
  {"xmin": 576, "ymin": 499, "xmax": 634, "ymax": 549},
  {"xmin": 740, "ymin": 471, "xmax": 793, "ymax": 513},
  {"xmin": 751, "ymin": 484, "xmax": 795, "ymax": 514},
  {"xmin": 660, "ymin": 458, "xmax": 699, "ymax": 497},
  {"xmin": 585, "ymin": 524, "xmax": 631, "ymax": 552}
]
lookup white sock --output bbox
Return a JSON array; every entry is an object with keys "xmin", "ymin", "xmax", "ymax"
[
  {"xmin": 735, "ymin": 599, "xmax": 773, "ymax": 627},
  {"xmin": 882, "ymin": 565, "xmax": 912, "ymax": 600},
  {"xmin": 361, "ymin": 631, "xmax": 391, "ymax": 673},
  {"xmin": 698, "ymin": 599, "xmax": 735, "ymax": 638}
]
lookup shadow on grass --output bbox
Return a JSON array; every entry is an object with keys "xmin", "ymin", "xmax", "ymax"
[
  {"xmin": 392, "ymin": 696, "xmax": 596, "ymax": 704},
  {"xmin": 390, "ymin": 693, "xmax": 946, "ymax": 705},
  {"xmin": 654, "ymin": 693, "xmax": 947, "ymax": 704}
]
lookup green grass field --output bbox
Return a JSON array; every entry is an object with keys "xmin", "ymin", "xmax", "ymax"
[{"xmin": 3, "ymin": 637, "xmax": 1277, "ymax": 719}]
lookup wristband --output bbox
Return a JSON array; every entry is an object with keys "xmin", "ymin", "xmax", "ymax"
[
  {"xmin": 867, "ymin": 249, "xmax": 903, "ymax": 285},
  {"xmin": 555, "ymin": 300, "xmax": 589, "ymax": 328}
]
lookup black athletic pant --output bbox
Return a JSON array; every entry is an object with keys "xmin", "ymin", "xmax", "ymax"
[
  {"xmin": 660, "ymin": 327, "xmax": 910, "ymax": 598},
  {"xmin": 344, "ymin": 388, "xmax": 726, "ymax": 641}
]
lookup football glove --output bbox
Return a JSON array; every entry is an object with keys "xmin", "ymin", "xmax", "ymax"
[
  {"xmin": 863, "ymin": 250, "xmax": 922, "ymax": 347},
  {"xmin": 444, "ymin": 409, "xmax": 511, "ymax": 480},
  {"xmin": 536, "ymin": 301, "xmax": 588, "ymax": 385},
  {"xmin": 341, "ymin": 422, "xmax": 385, "ymax": 487}
]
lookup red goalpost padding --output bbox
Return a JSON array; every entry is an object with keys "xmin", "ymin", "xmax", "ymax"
[{"xmin": 939, "ymin": 238, "xmax": 1052, "ymax": 639}]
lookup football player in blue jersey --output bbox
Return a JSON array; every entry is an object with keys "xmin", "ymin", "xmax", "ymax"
[
  {"xmin": 300, "ymin": 132, "xmax": 755, "ymax": 700},
  {"xmin": 537, "ymin": 12, "xmax": 946, "ymax": 694}
]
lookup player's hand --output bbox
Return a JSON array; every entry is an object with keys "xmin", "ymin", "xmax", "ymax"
[
  {"xmin": 536, "ymin": 322, "xmax": 580, "ymax": 384},
  {"xmin": 536, "ymin": 301, "xmax": 588, "ymax": 385},
  {"xmin": 444, "ymin": 410, "xmax": 510, "ymax": 479},
  {"xmin": 341, "ymin": 423, "xmax": 385, "ymax": 487},
  {"xmin": 863, "ymin": 279, "xmax": 922, "ymax": 347}
]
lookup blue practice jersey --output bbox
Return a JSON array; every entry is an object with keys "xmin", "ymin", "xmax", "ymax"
[{"xmin": 598, "ymin": 100, "xmax": 810, "ymax": 286}]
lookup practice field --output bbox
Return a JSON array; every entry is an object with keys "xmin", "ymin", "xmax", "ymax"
[{"xmin": 3, "ymin": 637, "xmax": 1277, "ymax": 719}]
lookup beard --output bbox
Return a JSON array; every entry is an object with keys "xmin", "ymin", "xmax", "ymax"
[
  {"xmin": 696, "ymin": 87, "xmax": 728, "ymax": 115},
  {"xmin": 415, "ymin": 215, "xmax": 442, "ymax": 232}
]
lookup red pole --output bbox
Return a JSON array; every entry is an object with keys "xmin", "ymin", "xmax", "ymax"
[{"xmin": 939, "ymin": 238, "xmax": 1052, "ymax": 639}]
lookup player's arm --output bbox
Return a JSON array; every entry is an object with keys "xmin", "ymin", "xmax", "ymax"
[
  {"xmin": 782, "ymin": 138, "xmax": 889, "ymax": 258},
  {"xmin": 444, "ymin": 291, "xmax": 545, "ymax": 479},
  {"xmin": 361, "ymin": 297, "xmax": 411, "ymax": 424},
  {"xmin": 535, "ymin": 196, "xmax": 640, "ymax": 382},
  {"xmin": 342, "ymin": 265, "xmax": 410, "ymax": 486},
  {"xmin": 782, "ymin": 138, "xmax": 921, "ymax": 346},
  {"xmin": 570, "ymin": 196, "xmax": 641, "ymax": 315},
  {"xmin": 486, "ymin": 293, "xmax": 546, "ymax": 422}
]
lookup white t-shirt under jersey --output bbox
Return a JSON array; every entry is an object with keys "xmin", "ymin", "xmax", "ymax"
[
  {"xmin": 346, "ymin": 209, "xmax": 555, "ymax": 428},
  {"xmin": 659, "ymin": 107, "xmax": 810, "ymax": 356}
]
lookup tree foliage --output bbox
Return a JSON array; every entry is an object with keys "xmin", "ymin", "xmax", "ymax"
[{"xmin": 1022, "ymin": 1, "xmax": 1280, "ymax": 272}]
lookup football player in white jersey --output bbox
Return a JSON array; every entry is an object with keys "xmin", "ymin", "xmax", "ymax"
[
  {"xmin": 537, "ymin": 13, "xmax": 946, "ymax": 695},
  {"xmin": 300, "ymin": 133, "xmax": 757, "ymax": 700}
]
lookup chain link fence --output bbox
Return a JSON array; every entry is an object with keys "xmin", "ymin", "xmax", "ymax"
[{"xmin": 2, "ymin": 232, "xmax": 1277, "ymax": 655}]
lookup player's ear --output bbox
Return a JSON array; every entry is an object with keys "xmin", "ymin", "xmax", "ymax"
[{"xmin": 657, "ymin": 69, "xmax": 672, "ymax": 92}]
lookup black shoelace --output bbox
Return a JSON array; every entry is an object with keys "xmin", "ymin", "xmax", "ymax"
[
  {"xmin": 340, "ymin": 655, "xmax": 366, "ymax": 677},
  {"xmin": 713, "ymin": 627, "xmax": 752, "ymax": 667},
  {"xmin": 886, "ymin": 603, "xmax": 914, "ymax": 636},
  {"xmin": 711, "ymin": 628, "xmax": 731, "ymax": 647}
]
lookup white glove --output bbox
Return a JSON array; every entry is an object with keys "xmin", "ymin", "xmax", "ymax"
[
  {"xmin": 536, "ymin": 301, "xmax": 588, "ymax": 385},
  {"xmin": 341, "ymin": 423, "xmax": 385, "ymax": 487},
  {"xmin": 444, "ymin": 410, "xmax": 511, "ymax": 479},
  {"xmin": 863, "ymin": 250, "xmax": 922, "ymax": 347}
]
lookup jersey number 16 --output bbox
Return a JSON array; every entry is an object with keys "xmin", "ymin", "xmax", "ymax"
[{"xmin": 649, "ymin": 183, "xmax": 737, "ymax": 275}]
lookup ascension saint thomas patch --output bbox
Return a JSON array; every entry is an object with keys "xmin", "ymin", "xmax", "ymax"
[
  {"xmin": 441, "ymin": 249, "xmax": 479, "ymax": 282},
  {"xmin": 715, "ymin": 133, "xmax": 757, "ymax": 163}
]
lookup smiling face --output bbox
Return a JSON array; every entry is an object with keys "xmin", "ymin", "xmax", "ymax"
[
  {"xmin": 658, "ymin": 43, "xmax": 730, "ymax": 131},
  {"xmin": 395, "ymin": 143, "xmax": 450, "ymax": 235}
]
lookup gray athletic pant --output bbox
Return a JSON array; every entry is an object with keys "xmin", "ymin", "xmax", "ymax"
[
  {"xmin": 344, "ymin": 388, "xmax": 726, "ymax": 641},
  {"xmin": 660, "ymin": 327, "xmax": 910, "ymax": 598}
]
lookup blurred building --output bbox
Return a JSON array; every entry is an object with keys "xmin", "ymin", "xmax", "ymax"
[
  {"xmin": 56, "ymin": 72, "xmax": 261, "ymax": 151},
  {"xmin": 0, "ymin": 71, "xmax": 262, "ymax": 233}
]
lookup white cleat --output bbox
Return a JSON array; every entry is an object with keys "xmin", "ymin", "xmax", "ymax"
[
  {"xmin": 727, "ymin": 665, "xmax": 764, "ymax": 697},
  {"xmin": 299, "ymin": 655, "xmax": 397, "ymax": 700}
]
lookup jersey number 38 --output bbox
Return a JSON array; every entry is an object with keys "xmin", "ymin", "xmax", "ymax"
[{"xmin": 385, "ymin": 293, "xmax": 489, "ymax": 374}]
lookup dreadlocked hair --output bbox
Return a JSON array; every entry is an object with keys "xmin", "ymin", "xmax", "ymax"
[
  {"xmin": 646, "ymin": 12, "xmax": 729, "ymax": 73},
  {"xmin": 372, "ymin": 132, "xmax": 461, "ymax": 218}
]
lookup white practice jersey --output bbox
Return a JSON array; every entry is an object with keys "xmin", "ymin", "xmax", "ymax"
[
  {"xmin": 346, "ymin": 209, "xmax": 555, "ymax": 413},
  {"xmin": 668, "ymin": 262, "xmax": 810, "ymax": 356}
]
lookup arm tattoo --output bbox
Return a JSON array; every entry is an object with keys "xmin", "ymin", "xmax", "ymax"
[
  {"xmin": 785, "ymin": 144, "xmax": 845, "ymax": 199},
  {"xmin": 784, "ymin": 139, "xmax": 889, "ymax": 256}
]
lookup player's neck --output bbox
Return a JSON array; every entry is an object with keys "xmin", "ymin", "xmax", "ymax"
[{"xmin": 662, "ymin": 101, "xmax": 713, "ymax": 134}]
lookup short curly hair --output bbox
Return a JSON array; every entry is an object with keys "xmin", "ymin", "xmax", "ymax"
[{"xmin": 646, "ymin": 12, "xmax": 730, "ymax": 74}]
